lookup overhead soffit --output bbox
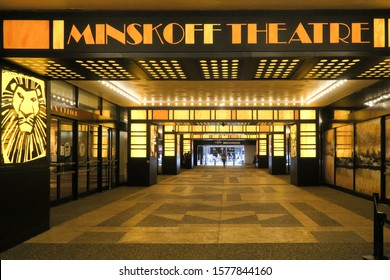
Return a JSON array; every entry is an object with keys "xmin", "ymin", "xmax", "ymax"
[
  {"xmin": 2, "ymin": 1, "xmax": 390, "ymax": 109},
  {"xmin": 5, "ymin": 56, "xmax": 384, "ymax": 108}
]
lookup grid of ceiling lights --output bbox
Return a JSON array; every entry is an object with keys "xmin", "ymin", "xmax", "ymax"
[
  {"xmin": 304, "ymin": 58, "xmax": 360, "ymax": 79},
  {"xmin": 254, "ymin": 59, "xmax": 301, "ymax": 79},
  {"xmin": 199, "ymin": 59, "xmax": 240, "ymax": 79},
  {"xmin": 75, "ymin": 60, "xmax": 136, "ymax": 79},
  {"xmin": 357, "ymin": 58, "xmax": 390, "ymax": 78},
  {"xmin": 9, "ymin": 58, "xmax": 85, "ymax": 79},
  {"xmin": 138, "ymin": 60, "xmax": 187, "ymax": 80}
]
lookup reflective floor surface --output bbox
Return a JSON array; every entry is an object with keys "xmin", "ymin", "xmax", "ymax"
[{"xmin": 1, "ymin": 166, "xmax": 389, "ymax": 259}]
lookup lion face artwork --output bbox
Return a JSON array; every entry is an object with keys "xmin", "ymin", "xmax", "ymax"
[{"xmin": 1, "ymin": 70, "xmax": 47, "ymax": 164}]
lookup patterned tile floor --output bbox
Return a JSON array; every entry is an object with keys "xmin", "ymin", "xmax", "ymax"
[{"xmin": 24, "ymin": 166, "xmax": 390, "ymax": 246}]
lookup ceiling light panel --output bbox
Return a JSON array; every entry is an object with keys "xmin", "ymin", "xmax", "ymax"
[
  {"xmin": 357, "ymin": 58, "xmax": 390, "ymax": 79},
  {"xmin": 199, "ymin": 59, "xmax": 240, "ymax": 80},
  {"xmin": 138, "ymin": 59, "xmax": 187, "ymax": 80},
  {"xmin": 7, "ymin": 58, "xmax": 85, "ymax": 79},
  {"xmin": 76, "ymin": 59, "xmax": 137, "ymax": 80},
  {"xmin": 304, "ymin": 58, "xmax": 360, "ymax": 79},
  {"xmin": 254, "ymin": 58, "xmax": 301, "ymax": 79}
]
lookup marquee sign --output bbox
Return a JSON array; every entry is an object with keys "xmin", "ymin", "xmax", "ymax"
[{"xmin": 2, "ymin": 11, "xmax": 390, "ymax": 54}]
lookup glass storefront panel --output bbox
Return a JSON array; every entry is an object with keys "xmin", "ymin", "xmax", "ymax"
[
  {"xmin": 59, "ymin": 121, "xmax": 74, "ymax": 199},
  {"xmin": 386, "ymin": 117, "xmax": 390, "ymax": 200},
  {"xmin": 89, "ymin": 125, "xmax": 99, "ymax": 191},
  {"xmin": 51, "ymin": 81, "xmax": 76, "ymax": 107},
  {"xmin": 78, "ymin": 124, "xmax": 89, "ymax": 194},
  {"xmin": 355, "ymin": 118, "xmax": 381, "ymax": 196},
  {"xmin": 78, "ymin": 89, "xmax": 100, "ymax": 114},
  {"xmin": 111, "ymin": 128, "xmax": 117, "ymax": 187},
  {"xmin": 50, "ymin": 119, "xmax": 58, "ymax": 202},
  {"xmin": 119, "ymin": 131, "xmax": 128, "ymax": 183},
  {"xmin": 102, "ymin": 127, "xmax": 110, "ymax": 188}
]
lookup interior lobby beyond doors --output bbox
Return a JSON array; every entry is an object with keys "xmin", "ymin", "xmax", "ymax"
[{"xmin": 198, "ymin": 145, "xmax": 245, "ymax": 166}]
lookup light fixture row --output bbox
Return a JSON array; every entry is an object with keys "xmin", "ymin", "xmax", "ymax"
[
  {"xmin": 51, "ymin": 94, "xmax": 77, "ymax": 106},
  {"xmin": 142, "ymin": 97, "xmax": 304, "ymax": 107},
  {"xmin": 364, "ymin": 93, "xmax": 390, "ymax": 107},
  {"xmin": 305, "ymin": 79, "xmax": 347, "ymax": 104},
  {"xmin": 99, "ymin": 81, "xmax": 141, "ymax": 104}
]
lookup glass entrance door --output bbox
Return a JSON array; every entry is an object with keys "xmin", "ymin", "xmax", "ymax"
[
  {"xmin": 50, "ymin": 118, "xmax": 75, "ymax": 203},
  {"xmin": 386, "ymin": 117, "xmax": 390, "ymax": 200},
  {"xmin": 59, "ymin": 120, "xmax": 75, "ymax": 199},
  {"xmin": 102, "ymin": 127, "xmax": 117, "ymax": 189},
  {"xmin": 199, "ymin": 145, "xmax": 244, "ymax": 166},
  {"xmin": 78, "ymin": 124, "xmax": 88, "ymax": 195}
]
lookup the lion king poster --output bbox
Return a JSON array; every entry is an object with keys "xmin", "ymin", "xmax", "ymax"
[{"xmin": 1, "ymin": 70, "xmax": 47, "ymax": 164}]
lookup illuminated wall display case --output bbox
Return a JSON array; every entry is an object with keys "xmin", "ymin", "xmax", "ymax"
[
  {"xmin": 335, "ymin": 124, "xmax": 354, "ymax": 191},
  {"xmin": 355, "ymin": 119, "xmax": 381, "ymax": 197},
  {"xmin": 321, "ymin": 116, "xmax": 388, "ymax": 202},
  {"xmin": 0, "ymin": 67, "xmax": 49, "ymax": 251},
  {"xmin": 323, "ymin": 129, "xmax": 335, "ymax": 185}
]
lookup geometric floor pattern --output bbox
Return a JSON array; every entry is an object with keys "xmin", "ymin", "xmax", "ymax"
[{"xmin": 22, "ymin": 166, "xmax": 390, "ymax": 246}]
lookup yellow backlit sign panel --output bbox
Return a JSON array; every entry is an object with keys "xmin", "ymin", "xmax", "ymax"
[
  {"xmin": 3, "ymin": 20, "xmax": 50, "ymax": 49},
  {"xmin": 1, "ymin": 70, "xmax": 47, "ymax": 164}
]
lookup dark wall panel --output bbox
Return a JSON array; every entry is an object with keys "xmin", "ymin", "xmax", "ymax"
[
  {"xmin": 127, "ymin": 158, "xmax": 157, "ymax": 186},
  {"xmin": 291, "ymin": 157, "xmax": 320, "ymax": 186},
  {"xmin": 269, "ymin": 156, "xmax": 286, "ymax": 175},
  {"xmin": 0, "ymin": 167, "xmax": 50, "ymax": 251},
  {"xmin": 163, "ymin": 156, "xmax": 181, "ymax": 175}
]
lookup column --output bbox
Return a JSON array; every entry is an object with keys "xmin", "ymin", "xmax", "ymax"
[
  {"xmin": 127, "ymin": 122, "xmax": 157, "ymax": 186},
  {"xmin": 268, "ymin": 126, "xmax": 287, "ymax": 175},
  {"xmin": 162, "ymin": 124, "xmax": 181, "ymax": 174}
]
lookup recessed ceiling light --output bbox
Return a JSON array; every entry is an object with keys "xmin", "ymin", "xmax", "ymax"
[
  {"xmin": 198, "ymin": 59, "xmax": 240, "ymax": 80},
  {"xmin": 254, "ymin": 58, "xmax": 300, "ymax": 79},
  {"xmin": 304, "ymin": 59, "xmax": 360, "ymax": 79},
  {"xmin": 358, "ymin": 58, "xmax": 390, "ymax": 79},
  {"xmin": 138, "ymin": 59, "xmax": 187, "ymax": 80},
  {"xmin": 76, "ymin": 59, "xmax": 136, "ymax": 80}
]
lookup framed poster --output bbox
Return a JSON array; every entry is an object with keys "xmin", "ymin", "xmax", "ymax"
[
  {"xmin": 323, "ymin": 129, "xmax": 335, "ymax": 185},
  {"xmin": 1, "ymin": 70, "xmax": 47, "ymax": 164},
  {"xmin": 355, "ymin": 118, "xmax": 381, "ymax": 196},
  {"xmin": 335, "ymin": 124, "xmax": 354, "ymax": 190}
]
